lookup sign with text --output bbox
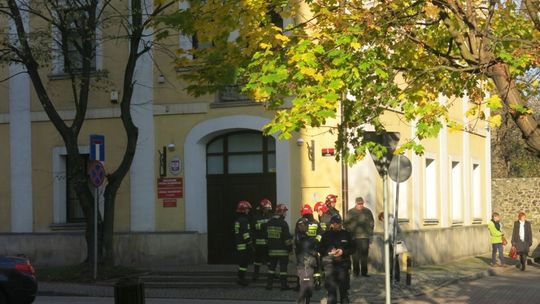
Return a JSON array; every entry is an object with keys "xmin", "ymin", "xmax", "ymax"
[
  {"xmin": 162, "ymin": 199, "xmax": 177, "ymax": 208},
  {"xmin": 157, "ymin": 177, "xmax": 183, "ymax": 199}
]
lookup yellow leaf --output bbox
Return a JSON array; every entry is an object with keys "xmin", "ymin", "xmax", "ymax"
[
  {"xmin": 488, "ymin": 114, "xmax": 502, "ymax": 128},
  {"xmin": 350, "ymin": 42, "xmax": 361, "ymax": 50},
  {"xmin": 259, "ymin": 42, "xmax": 272, "ymax": 50},
  {"xmin": 275, "ymin": 34, "xmax": 290, "ymax": 43},
  {"xmin": 300, "ymin": 67, "xmax": 317, "ymax": 77},
  {"xmin": 486, "ymin": 95, "xmax": 503, "ymax": 110}
]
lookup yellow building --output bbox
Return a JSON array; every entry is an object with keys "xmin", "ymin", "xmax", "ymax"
[{"xmin": 0, "ymin": 1, "xmax": 491, "ymax": 267}]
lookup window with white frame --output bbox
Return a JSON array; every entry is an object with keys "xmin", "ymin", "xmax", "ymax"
[
  {"xmin": 52, "ymin": 2, "xmax": 101, "ymax": 75},
  {"xmin": 424, "ymin": 158, "xmax": 438, "ymax": 223},
  {"xmin": 451, "ymin": 160, "xmax": 462, "ymax": 223},
  {"xmin": 53, "ymin": 146, "xmax": 94, "ymax": 225},
  {"xmin": 472, "ymin": 163, "xmax": 482, "ymax": 221}
]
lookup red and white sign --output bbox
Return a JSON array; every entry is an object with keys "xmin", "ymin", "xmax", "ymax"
[
  {"xmin": 321, "ymin": 148, "xmax": 335, "ymax": 157},
  {"xmin": 162, "ymin": 199, "xmax": 177, "ymax": 208},
  {"xmin": 157, "ymin": 177, "xmax": 183, "ymax": 199}
]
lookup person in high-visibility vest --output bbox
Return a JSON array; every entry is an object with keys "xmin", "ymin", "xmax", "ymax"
[
  {"xmin": 252, "ymin": 198, "xmax": 273, "ymax": 281},
  {"xmin": 294, "ymin": 204, "xmax": 324, "ymax": 304},
  {"xmin": 266, "ymin": 204, "xmax": 293, "ymax": 290},
  {"xmin": 234, "ymin": 200, "xmax": 253, "ymax": 286}
]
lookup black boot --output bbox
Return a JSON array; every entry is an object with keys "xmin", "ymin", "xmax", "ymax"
[
  {"xmin": 253, "ymin": 264, "xmax": 260, "ymax": 281},
  {"xmin": 237, "ymin": 271, "xmax": 248, "ymax": 286},
  {"xmin": 280, "ymin": 275, "xmax": 290, "ymax": 290},
  {"xmin": 266, "ymin": 273, "xmax": 274, "ymax": 290}
]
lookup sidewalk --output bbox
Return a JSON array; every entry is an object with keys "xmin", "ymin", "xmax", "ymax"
[{"xmin": 38, "ymin": 253, "xmax": 510, "ymax": 303}]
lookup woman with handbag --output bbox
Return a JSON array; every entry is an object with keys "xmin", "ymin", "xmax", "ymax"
[
  {"xmin": 511, "ymin": 212, "xmax": 533, "ymax": 271},
  {"xmin": 487, "ymin": 212, "xmax": 506, "ymax": 267}
]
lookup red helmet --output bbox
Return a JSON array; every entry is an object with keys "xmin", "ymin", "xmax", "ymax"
[
  {"xmin": 325, "ymin": 194, "xmax": 338, "ymax": 206},
  {"xmin": 275, "ymin": 204, "xmax": 288, "ymax": 215},
  {"xmin": 300, "ymin": 204, "xmax": 313, "ymax": 216},
  {"xmin": 236, "ymin": 200, "xmax": 252, "ymax": 212},
  {"xmin": 314, "ymin": 201, "xmax": 328, "ymax": 214},
  {"xmin": 259, "ymin": 198, "xmax": 273, "ymax": 210}
]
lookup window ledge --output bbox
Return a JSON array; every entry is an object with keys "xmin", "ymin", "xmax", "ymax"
[
  {"xmin": 48, "ymin": 69, "xmax": 108, "ymax": 81},
  {"xmin": 49, "ymin": 222, "xmax": 86, "ymax": 231},
  {"xmin": 423, "ymin": 219, "xmax": 439, "ymax": 226},
  {"xmin": 472, "ymin": 218, "xmax": 483, "ymax": 225}
]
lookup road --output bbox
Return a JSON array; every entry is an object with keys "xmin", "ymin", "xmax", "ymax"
[
  {"xmin": 34, "ymin": 297, "xmax": 290, "ymax": 304},
  {"xmin": 403, "ymin": 263, "xmax": 540, "ymax": 304},
  {"xmin": 35, "ymin": 263, "xmax": 540, "ymax": 304}
]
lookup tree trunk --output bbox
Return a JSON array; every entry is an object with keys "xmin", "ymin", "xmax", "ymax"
[{"xmin": 486, "ymin": 62, "xmax": 540, "ymax": 155}]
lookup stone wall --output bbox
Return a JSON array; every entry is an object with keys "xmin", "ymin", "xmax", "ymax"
[
  {"xmin": 370, "ymin": 225, "xmax": 490, "ymax": 269},
  {"xmin": 492, "ymin": 178, "xmax": 540, "ymax": 258}
]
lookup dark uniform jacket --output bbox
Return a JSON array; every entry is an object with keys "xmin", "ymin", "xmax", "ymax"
[
  {"xmin": 253, "ymin": 212, "xmax": 271, "ymax": 246},
  {"xmin": 327, "ymin": 206, "xmax": 340, "ymax": 217},
  {"xmin": 267, "ymin": 215, "xmax": 293, "ymax": 257},
  {"xmin": 234, "ymin": 214, "xmax": 252, "ymax": 251},
  {"xmin": 319, "ymin": 213, "xmax": 332, "ymax": 231},
  {"xmin": 318, "ymin": 228, "xmax": 354, "ymax": 267},
  {"xmin": 345, "ymin": 207, "xmax": 374, "ymax": 239},
  {"xmin": 294, "ymin": 215, "xmax": 323, "ymax": 265}
]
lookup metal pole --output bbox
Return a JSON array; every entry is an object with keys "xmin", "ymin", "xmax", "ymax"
[
  {"xmin": 393, "ymin": 155, "xmax": 401, "ymax": 284},
  {"xmin": 383, "ymin": 174, "xmax": 391, "ymax": 304},
  {"xmin": 393, "ymin": 155, "xmax": 401, "ymax": 259},
  {"xmin": 94, "ymin": 187, "xmax": 98, "ymax": 280}
]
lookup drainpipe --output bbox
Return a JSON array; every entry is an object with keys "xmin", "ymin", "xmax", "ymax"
[{"xmin": 340, "ymin": 93, "xmax": 349, "ymax": 217}]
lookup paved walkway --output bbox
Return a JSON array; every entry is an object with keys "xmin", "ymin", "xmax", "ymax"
[
  {"xmin": 37, "ymin": 253, "xmax": 523, "ymax": 303},
  {"xmin": 403, "ymin": 262, "xmax": 540, "ymax": 304}
]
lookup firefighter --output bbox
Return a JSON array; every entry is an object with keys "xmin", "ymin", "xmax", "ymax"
[
  {"xmin": 252, "ymin": 198, "xmax": 273, "ymax": 281},
  {"xmin": 234, "ymin": 200, "xmax": 253, "ymax": 286},
  {"xmin": 318, "ymin": 214, "xmax": 354, "ymax": 304},
  {"xmin": 294, "ymin": 204, "xmax": 323, "ymax": 304},
  {"xmin": 314, "ymin": 201, "xmax": 332, "ymax": 231},
  {"xmin": 325, "ymin": 194, "xmax": 340, "ymax": 217},
  {"xmin": 266, "ymin": 203, "xmax": 293, "ymax": 290}
]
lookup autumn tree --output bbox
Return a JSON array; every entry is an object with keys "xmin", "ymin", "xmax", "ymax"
[
  {"xmin": 1, "ymin": 0, "xmax": 175, "ymax": 266},
  {"xmin": 161, "ymin": 0, "xmax": 540, "ymax": 161}
]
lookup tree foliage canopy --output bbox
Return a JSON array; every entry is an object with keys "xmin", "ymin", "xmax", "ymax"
[{"xmin": 161, "ymin": 0, "xmax": 540, "ymax": 162}]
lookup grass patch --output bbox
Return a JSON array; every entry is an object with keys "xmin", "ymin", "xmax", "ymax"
[{"xmin": 37, "ymin": 263, "xmax": 146, "ymax": 283}]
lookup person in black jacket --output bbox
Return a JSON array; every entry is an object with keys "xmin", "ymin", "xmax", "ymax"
[
  {"xmin": 319, "ymin": 214, "xmax": 354, "ymax": 304},
  {"xmin": 314, "ymin": 201, "xmax": 332, "ymax": 231},
  {"xmin": 294, "ymin": 205, "xmax": 324, "ymax": 304},
  {"xmin": 252, "ymin": 198, "xmax": 273, "ymax": 281},
  {"xmin": 234, "ymin": 200, "xmax": 253, "ymax": 286},
  {"xmin": 266, "ymin": 204, "xmax": 293, "ymax": 290},
  {"xmin": 511, "ymin": 212, "xmax": 533, "ymax": 271},
  {"xmin": 325, "ymin": 194, "xmax": 340, "ymax": 217},
  {"xmin": 345, "ymin": 196, "xmax": 374, "ymax": 277}
]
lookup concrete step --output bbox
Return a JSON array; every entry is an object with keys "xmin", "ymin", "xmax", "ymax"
[{"xmin": 139, "ymin": 271, "xmax": 298, "ymax": 289}]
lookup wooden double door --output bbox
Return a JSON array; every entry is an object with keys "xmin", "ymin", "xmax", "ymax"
[{"xmin": 207, "ymin": 173, "xmax": 276, "ymax": 264}]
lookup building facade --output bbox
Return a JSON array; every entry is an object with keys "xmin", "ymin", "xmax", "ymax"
[{"xmin": 0, "ymin": 1, "xmax": 492, "ymax": 267}]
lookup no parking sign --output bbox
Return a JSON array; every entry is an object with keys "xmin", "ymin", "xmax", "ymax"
[{"xmin": 89, "ymin": 160, "xmax": 106, "ymax": 187}]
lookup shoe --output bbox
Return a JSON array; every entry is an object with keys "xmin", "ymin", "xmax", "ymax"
[
  {"xmin": 361, "ymin": 274, "xmax": 370, "ymax": 277},
  {"xmin": 341, "ymin": 297, "xmax": 350, "ymax": 304},
  {"xmin": 490, "ymin": 263, "xmax": 497, "ymax": 267}
]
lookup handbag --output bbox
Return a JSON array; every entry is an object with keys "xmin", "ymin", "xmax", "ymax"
[
  {"xmin": 502, "ymin": 236, "xmax": 508, "ymax": 246},
  {"xmin": 394, "ymin": 240, "xmax": 408, "ymax": 255},
  {"xmin": 508, "ymin": 246, "xmax": 518, "ymax": 259}
]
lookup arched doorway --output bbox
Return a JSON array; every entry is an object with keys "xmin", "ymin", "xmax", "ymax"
[{"xmin": 206, "ymin": 131, "xmax": 276, "ymax": 264}]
